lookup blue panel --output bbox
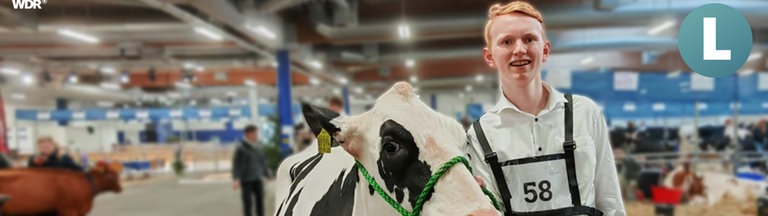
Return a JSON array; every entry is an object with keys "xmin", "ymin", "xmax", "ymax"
[
  {"xmin": 50, "ymin": 110, "xmax": 72, "ymax": 121},
  {"xmin": 119, "ymin": 109, "xmax": 136, "ymax": 120},
  {"xmin": 16, "ymin": 110, "xmax": 37, "ymax": 120},
  {"xmin": 84, "ymin": 109, "xmax": 107, "ymax": 120}
]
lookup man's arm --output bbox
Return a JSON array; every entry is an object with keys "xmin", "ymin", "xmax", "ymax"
[
  {"xmin": 465, "ymin": 127, "xmax": 503, "ymax": 208},
  {"xmin": 60, "ymin": 155, "xmax": 83, "ymax": 171},
  {"xmin": 592, "ymin": 110, "xmax": 626, "ymax": 216},
  {"xmin": 232, "ymin": 146, "xmax": 242, "ymax": 181}
]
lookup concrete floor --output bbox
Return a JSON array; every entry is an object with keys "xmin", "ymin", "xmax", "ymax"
[{"xmin": 90, "ymin": 173, "xmax": 275, "ymax": 216}]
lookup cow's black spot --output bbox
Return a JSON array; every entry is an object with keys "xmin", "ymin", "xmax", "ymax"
[
  {"xmin": 283, "ymin": 188, "xmax": 304, "ymax": 216},
  {"xmin": 310, "ymin": 165, "xmax": 358, "ymax": 216},
  {"xmin": 368, "ymin": 185, "xmax": 375, "ymax": 196},
  {"xmin": 291, "ymin": 153, "xmax": 323, "ymax": 182},
  {"xmin": 377, "ymin": 120, "xmax": 433, "ymax": 208},
  {"xmin": 290, "ymin": 153, "xmax": 323, "ymax": 194}
]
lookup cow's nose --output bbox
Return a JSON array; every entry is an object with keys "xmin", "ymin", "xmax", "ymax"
[{"xmin": 467, "ymin": 209, "xmax": 501, "ymax": 216}]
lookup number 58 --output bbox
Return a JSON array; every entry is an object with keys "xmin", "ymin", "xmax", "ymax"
[{"xmin": 523, "ymin": 180, "xmax": 552, "ymax": 203}]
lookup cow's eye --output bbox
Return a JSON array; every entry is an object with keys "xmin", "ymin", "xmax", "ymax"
[{"xmin": 383, "ymin": 141, "xmax": 400, "ymax": 153}]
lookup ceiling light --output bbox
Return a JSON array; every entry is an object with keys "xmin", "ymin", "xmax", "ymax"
[
  {"xmin": 475, "ymin": 74, "xmax": 484, "ymax": 82},
  {"xmin": 0, "ymin": 67, "xmax": 20, "ymax": 76},
  {"xmin": 354, "ymin": 86, "xmax": 363, "ymax": 94},
  {"xmin": 195, "ymin": 66, "xmax": 205, "ymax": 72},
  {"xmin": 398, "ymin": 23, "xmax": 411, "ymax": 39},
  {"xmin": 22, "ymin": 74, "xmax": 34, "ymax": 85},
  {"xmin": 68, "ymin": 72, "xmax": 79, "ymax": 83},
  {"xmin": 310, "ymin": 77, "xmax": 320, "ymax": 86},
  {"xmin": 465, "ymin": 85, "xmax": 473, "ymax": 92},
  {"xmin": 339, "ymin": 77, "xmax": 348, "ymax": 85},
  {"xmin": 12, "ymin": 93, "xmax": 25, "ymax": 100},
  {"xmin": 249, "ymin": 25, "xmax": 276, "ymax": 39},
  {"xmin": 194, "ymin": 27, "xmax": 223, "ymax": 41},
  {"xmin": 309, "ymin": 60, "xmax": 323, "ymax": 69},
  {"xmin": 410, "ymin": 75, "xmax": 418, "ymax": 83},
  {"xmin": 226, "ymin": 91, "xmax": 237, "ymax": 97},
  {"xmin": 57, "ymin": 29, "xmax": 100, "ymax": 43},
  {"xmin": 580, "ymin": 56, "xmax": 595, "ymax": 65},
  {"xmin": 120, "ymin": 71, "xmax": 130, "ymax": 83},
  {"xmin": 244, "ymin": 80, "xmax": 257, "ymax": 87},
  {"xmin": 647, "ymin": 20, "xmax": 676, "ymax": 35},
  {"xmin": 405, "ymin": 59, "xmax": 415, "ymax": 68},
  {"xmin": 101, "ymin": 67, "xmax": 116, "ymax": 74},
  {"xmin": 183, "ymin": 62, "xmax": 195, "ymax": 69}
]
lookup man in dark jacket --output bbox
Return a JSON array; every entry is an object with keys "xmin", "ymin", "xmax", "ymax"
[
  {"xmin": 28, "ymin": 136, "xmax": 82, "ymax": 171},
  {"xmin": 232, "ymin": 125, "xmax": 268, "ymax": 216}
]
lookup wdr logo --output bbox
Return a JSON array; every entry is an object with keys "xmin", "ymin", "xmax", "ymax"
[{"xmin": 11, "ymin": 0, "xmax": 47, "ymax": 10}]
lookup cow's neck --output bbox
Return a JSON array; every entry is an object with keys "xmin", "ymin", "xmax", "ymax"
[
  {"xmin": 354, "ymin": 178, "xmax": 404, "ymax": 215},
  {"xmin": 84, "ymin": 173, "xmax": 103, "ymax": 196}
]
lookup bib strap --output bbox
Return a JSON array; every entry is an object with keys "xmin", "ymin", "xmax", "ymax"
[
  {"xmin": 564, "ymin": 93, "xmax": 581, "ymax": 207},
  {"xmin": 473, "ymin": 120, "xmax": 513, "ymax": 214}
]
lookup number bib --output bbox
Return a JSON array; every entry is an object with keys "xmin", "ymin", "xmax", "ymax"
[{"xmin": 501, "ymin": 154, "xmax": 572, "ymax": 212}]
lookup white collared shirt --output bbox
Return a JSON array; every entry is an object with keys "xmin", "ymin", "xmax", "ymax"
[{"xmin": 466, "ymin": 84, "xmax": 626, "ymax": 215}]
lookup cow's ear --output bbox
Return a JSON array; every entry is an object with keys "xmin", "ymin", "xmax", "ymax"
[{"xmin": 301, "ymin": 102, "xmax": 342, "ymax": 147}]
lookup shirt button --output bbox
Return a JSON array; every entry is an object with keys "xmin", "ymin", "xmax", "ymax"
[
  {"xmin": 538, "ymin": 147, "xmax": 542, "ymax": 151},
  {"xmin": 534, "ymin": 118, "xmax": 538, "ymax": 122}
]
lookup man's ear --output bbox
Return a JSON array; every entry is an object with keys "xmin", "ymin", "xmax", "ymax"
[
  {"xmin": 483, "ymin": 47, "xmax": 496, "ymax": 69},
  {"xmin": 301, "ymin": 103, "xmax": 342, "ymax": 147}
]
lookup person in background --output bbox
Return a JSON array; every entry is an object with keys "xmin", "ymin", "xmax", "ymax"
[
  {"xmin": 293, "ymin": 124, "xmax": 314, "ymax": 152},
  {"xmin": 232, "ymin": 125, "xmax": 268, "ymax": 216},
  {"xmin": 327, "ymin": 96, "xmax": 345, "ymax": 114},
  {"xmin": 28, "ymin": 136, "xmax": 82, "ymax": 171},
  {"xmin": 752, "ymin": 119, "xmax": 767, "ymax": 152}
]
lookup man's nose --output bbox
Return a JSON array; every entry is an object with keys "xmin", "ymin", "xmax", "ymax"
[{"xmin": 512, "ymin": 40, "xmax": 526, "ymax": 56}]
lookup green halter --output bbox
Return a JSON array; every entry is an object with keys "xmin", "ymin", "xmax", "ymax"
[{"xmin": 355, "ymin": 156, "xmax": 501, "ymax": 216}]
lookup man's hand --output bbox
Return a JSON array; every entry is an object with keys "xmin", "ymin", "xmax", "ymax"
[
  {"xmin": 232, "ymin": 181, "xmax": 240, "ymax": 190},
  {"xmin": 475, "ymin": 176, "xmax": 485, "ymax": 188}
]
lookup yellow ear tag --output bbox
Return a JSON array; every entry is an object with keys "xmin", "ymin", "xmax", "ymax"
[{"xmin": 317, "ymin": 128, "xmax": 332, "ymax": 154}]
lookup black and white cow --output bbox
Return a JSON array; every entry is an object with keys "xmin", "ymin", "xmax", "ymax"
[{"xmin": 275, "ymin": 82, "xmax": 499, "ymax": 216}]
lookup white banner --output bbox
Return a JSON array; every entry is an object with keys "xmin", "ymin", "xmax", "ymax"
[
  {"xmin": 170, "ymin": 110, "xmax": 183, "ymax": 118},
  {"xmin": 759, "ymin": 73, "xmax": 768, "ymax": 91},
  {"xmin": 652, "ymin": 103, "xmax": 666, "ymax": 111},
  {"xmin": 73, "ymin": 111, "xmax": 85, "ymax": 119},
  {"xmin": 691, "ymin": 73, "xmax": 714, "ymax": 91},
  {"xmin": 107, "ymin": 111, "xmax": 120, "ymax": 119},
  {"xmin": 614, "ymin": 71, "xmax": 639, "ymax": 91},
  {"xmin": 37, "ymin": 112, "xmax": 50, "ymax": 120}
]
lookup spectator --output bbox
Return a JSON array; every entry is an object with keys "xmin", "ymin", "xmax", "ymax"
[
  {"xmin": 293, "ymin": 124, "xmax": 314, "ymax": 152},
  {"xmin": 327, "ymin": 96, "xmax": 345, "ymax": 115},
  {"xmin": 752, "ymin": 119, "xmax": 767, "ymax": 152},
  {"xmin": 28, "ymin": 136, "xmax": 82, "ymax": 171},
  {"xmin": 232, "ymin": 125, "xmax": 268, "ymax": 216}
]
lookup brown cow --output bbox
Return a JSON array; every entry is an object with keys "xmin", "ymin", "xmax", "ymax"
[{"xmin": 0, "ymin": 161, "xmax": 122, "ymax": 216}]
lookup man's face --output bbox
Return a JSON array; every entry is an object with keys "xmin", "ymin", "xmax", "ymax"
[
  {"xmin": 246, "ymin": 131, "xmax": 258, "ymax": 143},
  {"xmin": 38, "ymin": 141, "xmax": 55, "ymax": 155},
  {"xmin": 483, "ymin": 13, "xmax": 550, "ymax": 87},
  {"xmin": 328, "ymin": 104, "xmax": 343, "ymax": 114}
]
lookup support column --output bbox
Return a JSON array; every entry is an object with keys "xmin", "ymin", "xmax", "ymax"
[
  {"xmin": 277, "ymin": 50, "xmax": 294, "ymax": 152},
  {"xmin": 56, "ymin": 98, "xmax": 68, "ymax": 126},
  {"xmin": 342, "ymin": 86, "xmax": 350, "ymax": 115}
]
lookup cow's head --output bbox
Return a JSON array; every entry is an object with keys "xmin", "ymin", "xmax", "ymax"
[
  {"xmin": 88, "ymin": 161, "xmax": 123, "ymax": 194},
  {"xmin": 303, "ymin": 82, "xmax": 499, "ymax": 216}
]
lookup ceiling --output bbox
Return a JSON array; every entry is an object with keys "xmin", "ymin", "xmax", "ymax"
[{"xmin": 0, "ymin": 0, "xmax": 766, "ymax": 108}]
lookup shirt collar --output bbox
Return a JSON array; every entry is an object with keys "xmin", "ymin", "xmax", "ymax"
[{"xmin": 489, "ymin": 83, "xmax": 568, "ymax": 114}]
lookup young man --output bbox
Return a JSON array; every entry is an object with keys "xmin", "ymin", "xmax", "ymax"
[
  {"xmin": 466, "ymin": 1, "xmax": 625, "ymax": 215},
  {"xmin": 28, "ymin": 136, "xmax": 82, "ymax": 171},
  {"xmin": 232, "ymin": 125, "xmax": 269, "ymax": 216}
]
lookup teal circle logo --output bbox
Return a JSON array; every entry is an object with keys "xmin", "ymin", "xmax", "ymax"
[{"xmin": 678, "ymin": 3, "xmax": 752, "ymax": 78}]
